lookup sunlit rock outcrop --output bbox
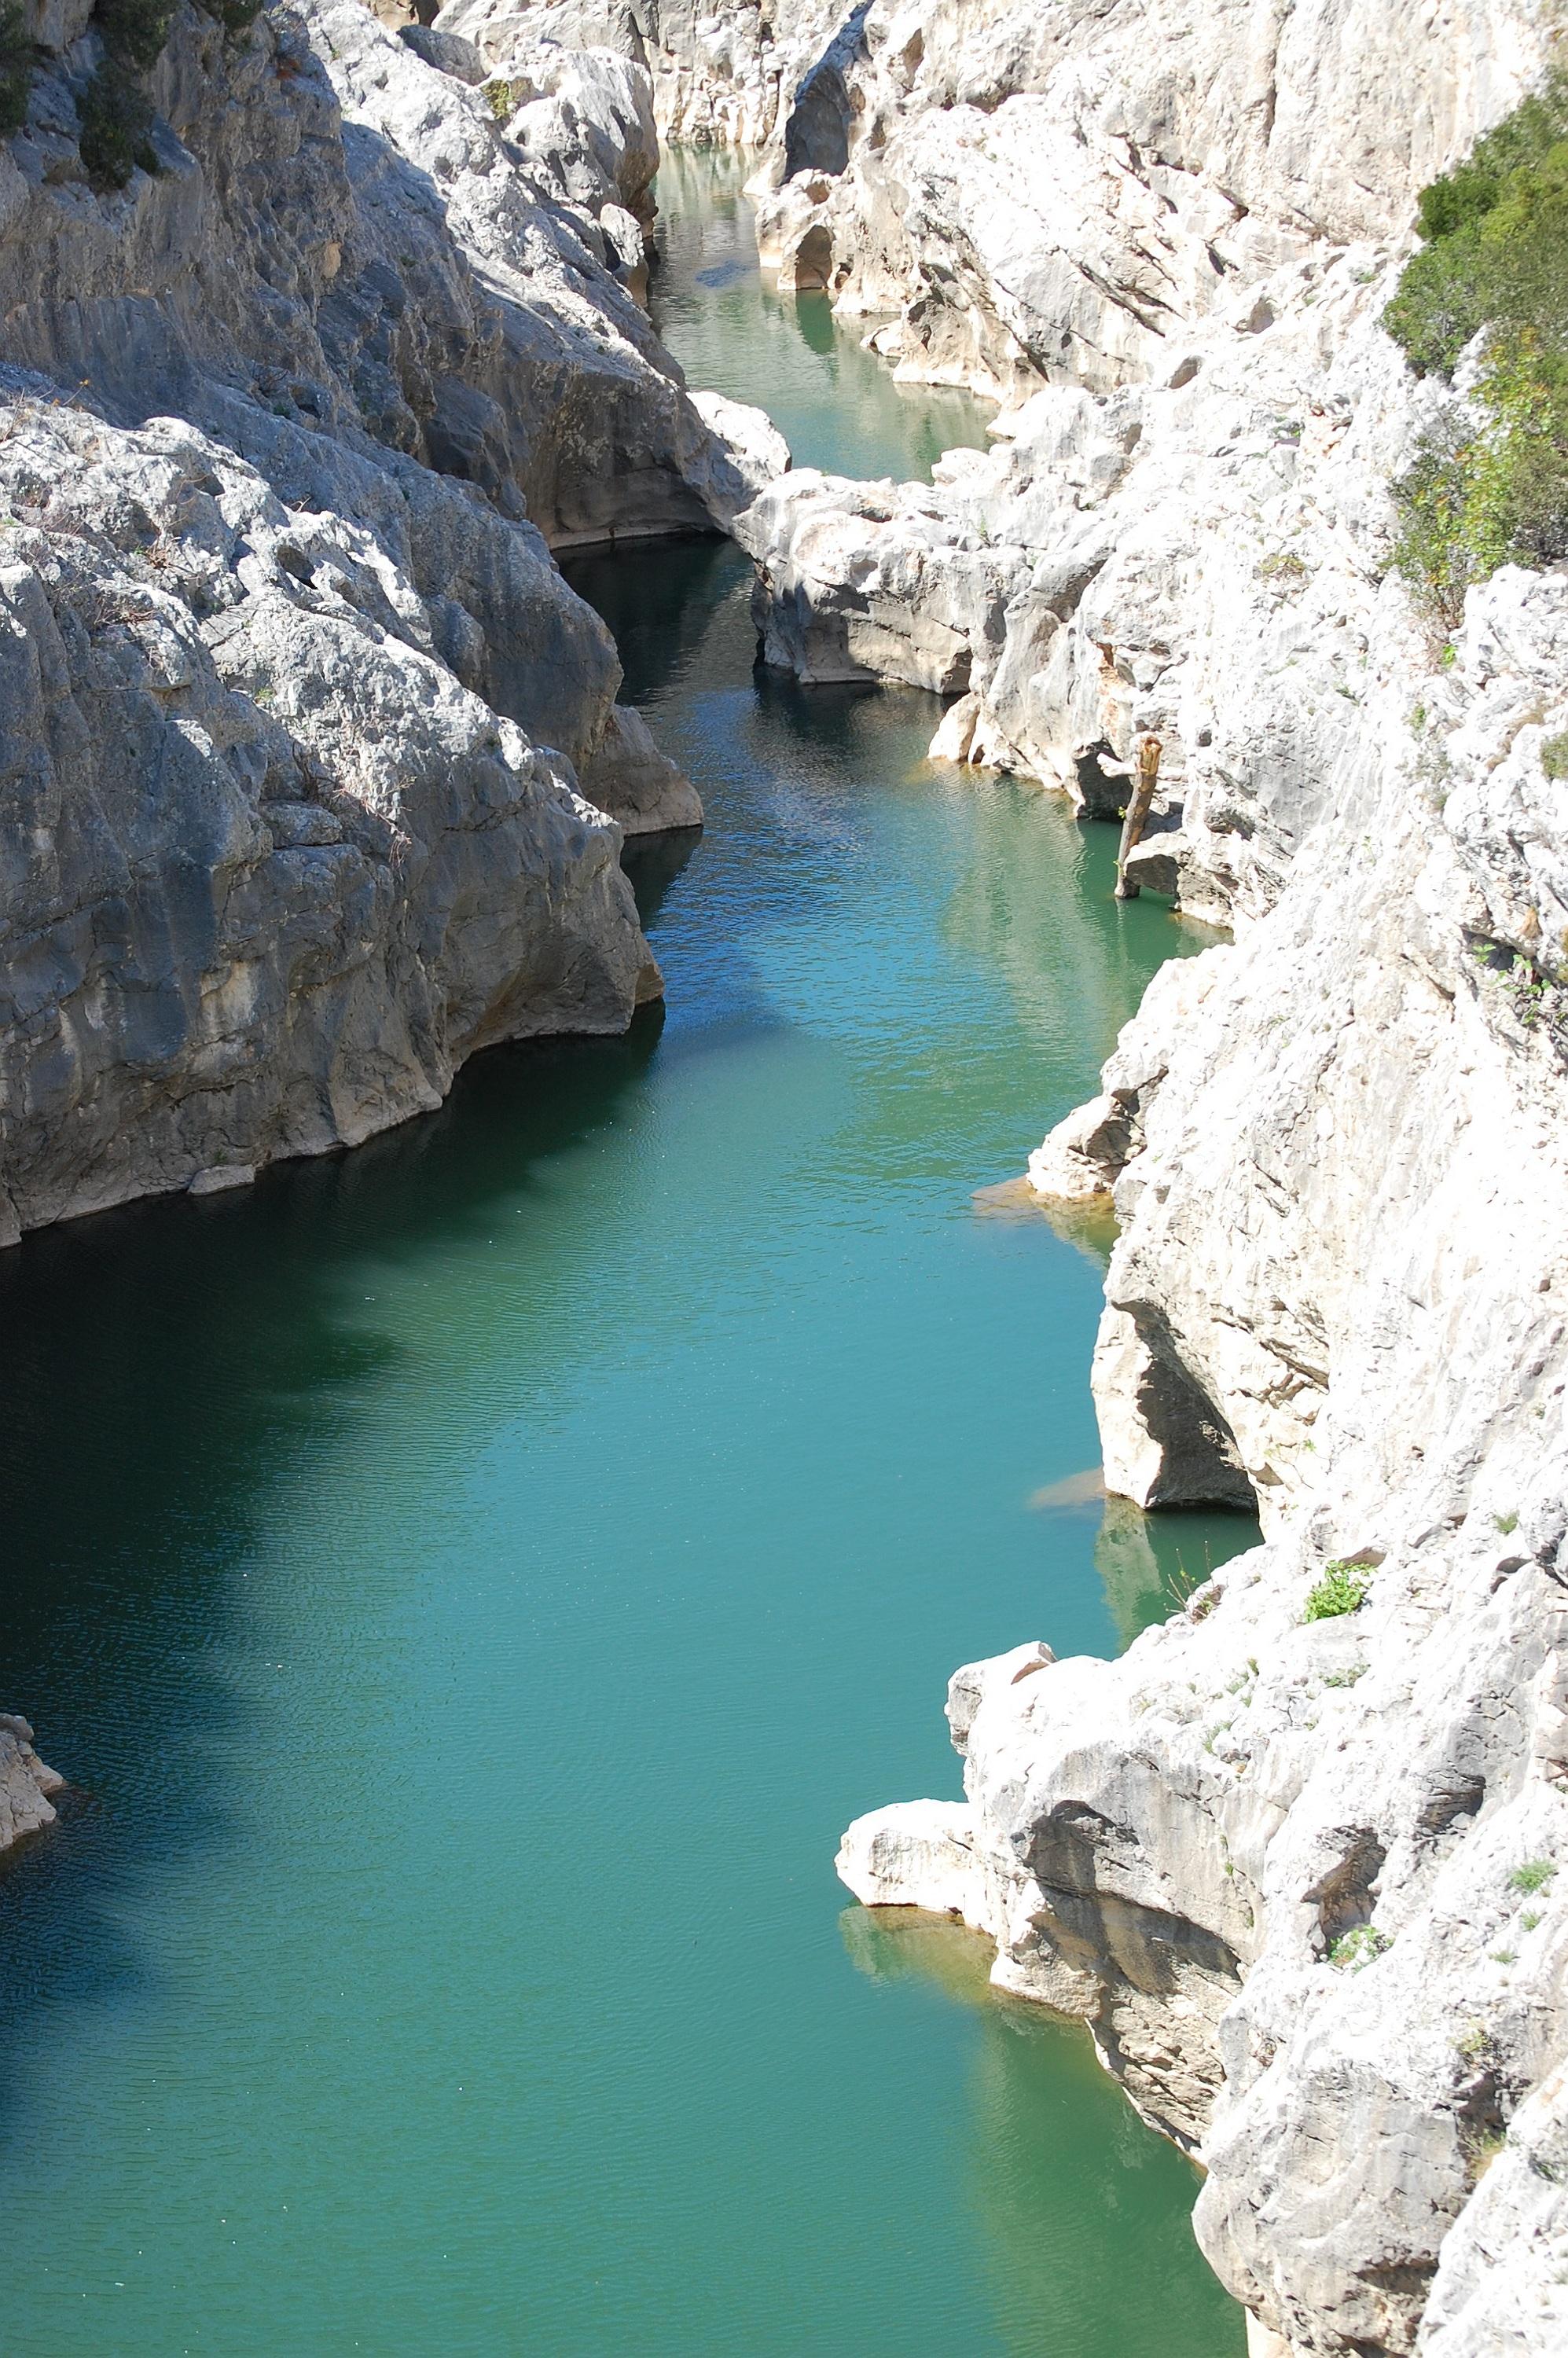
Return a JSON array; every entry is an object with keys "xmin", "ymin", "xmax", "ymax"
[{"xmin": 742, "ymin": 2, "xmax": 1568, "ymax": 2352}]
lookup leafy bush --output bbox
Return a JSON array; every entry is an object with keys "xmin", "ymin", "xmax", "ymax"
[
  {"xmin": 77, "ymin": 61, "xmax": 156, "ymax": 188},
  {"xmin": 0, "ymin": 0, "xmax": 39, "ymax": 135},
  {"xmin": 1386, "ymin": 72, "xmax": 1568, "ymax": 628},
  {"xmin": 1303, "ymin": 1561, "xmax": 1369, "ymax": 1622},
  {"xmin": 1510, "ymin": 1858, "xmax": 1559, "ymax": 1895},
  {"xmin": 93, "ymin": 0, "xmax": 175, "ymax": 71}
]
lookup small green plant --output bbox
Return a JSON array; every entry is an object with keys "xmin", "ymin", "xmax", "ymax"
[
  {"xmin": 1304, "ymin": 1562, "xmax": 1370, "ymax": 1622},
  {"xmin": 1330, "ymin": 1925, "xmax": 1392, "ymax": 1971},
  {"xmin": 1511, "ymin": 1858, "xmax": 1559, "ymax": 1895},
  {"xmin": 1493, "ymin": 1948, "xmax": 1518, "ymax": 1964},
  {"xmin": 1496, "ymin": 1508, "xmax": 1520, "ymax": 1533},
  {"xmin": 1543, "ymin": 732, "xmax": 1568, "ymax": 780},
  {"xmin": 1323, "ymin": 1663, "xmax": 1370, "ymax": 1688},
  {"xmin": 1159, "ymin": 1544, "xmax": 1214, "ymax": 1618},
  {"xmin": 1465, "ymin": 2126, "xmax": 1507, "ymax": 2181},
  {"xmin": 0, "ymin": 0, "xmax": 40, "ymax": 135},
  {"xmin": 1257, "ymin": 549, "xmax": 1308, "ymax": 583},
  {"xmin": 1456, "ymin": 2021, "xmax": 1494, "ymax": 2061},
  {"xmin": 1523, "ymin": 1908, "xmax": 1543, "ymax": 1930},
  {"xmin": 485, "ymin": 77, "xmax": 520, "ymax": 122}
]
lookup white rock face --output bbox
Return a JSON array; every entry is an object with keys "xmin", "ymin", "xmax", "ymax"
[
  {"xmin": 0, "ymin": 0, "xmax": 791, "ymax": 1241},
  {"xmin": 736, "ymin": 241, "xmax": 1548, "ymax": 931},
  {"xmin": 733, "ymin": 0, "xmax": 1543, "ymax": 402},
  {"xmin": 830, "ymin": 332, "xmax": 1568, "ymax": 2358},
  {"xmin": 0, "ymin": 1715, "xmax": 63, "ymax": 1855},
  {"xmin": 0, "ymin": 395, "xmax": 658, "ymax": 1242},
  {"xmin": 699, "ymin": 2, "xmax": 1568, "ymax": 2352}
]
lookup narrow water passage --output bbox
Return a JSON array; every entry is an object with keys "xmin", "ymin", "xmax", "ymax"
[{"xmin": 0, "ymin": 155, "xmax": 1253, "ymax": 2356}]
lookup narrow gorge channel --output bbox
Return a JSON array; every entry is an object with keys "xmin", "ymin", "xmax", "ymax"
[{"xmin": 0, "ymin": 151, "xmax": 1256, "ymax": 2356}]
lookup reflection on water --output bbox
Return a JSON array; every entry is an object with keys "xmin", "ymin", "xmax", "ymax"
[
  {"xmin": 652, "ymin": 146, "xmax": 995, "ymax": 481},
  {"xmin": 843, "ymin": 1910, "xmax": 1232, "ymax": 2358}
]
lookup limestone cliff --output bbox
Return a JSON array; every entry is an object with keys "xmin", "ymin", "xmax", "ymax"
[
  {"xmin": 612, "ymin": 0, "xmax": 1568, "ymax": 2351},
  {"xmin": 0, "ymin": 0, "xmax": 791, "ymax": 1254}
]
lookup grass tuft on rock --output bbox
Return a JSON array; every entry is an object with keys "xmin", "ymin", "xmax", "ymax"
[
  {"xmin": 1303, "ymin": 1562, "xmax": 1370, "ymax": 1622},
  {"xmin": 1329, "ymin": 1925, "xmax": 1392, "ymax": 1970}
]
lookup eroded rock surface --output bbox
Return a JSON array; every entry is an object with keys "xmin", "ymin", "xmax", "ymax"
[
  {"xmin": 0, "ymin": 0, "xmax": 797, "ymax": 1246},
  {"xmin": 0, "ymin": 1716, "xmax": 63, "ymax": 1853},
  {"xmin": 753, "ymin": 2, "xmax": 1568, "ymax": 2352}
]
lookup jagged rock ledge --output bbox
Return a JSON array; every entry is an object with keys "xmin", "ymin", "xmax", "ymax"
[
  {"xmin": 0, "ymin": 1717, "xmax": 63, "ymax": 1854},
  {"xmin": 0, "ymin": 0, "xmax": 792, "ymax": 1248}
]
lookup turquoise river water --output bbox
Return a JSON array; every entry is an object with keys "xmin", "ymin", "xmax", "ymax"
[{"xmin": 0, "ymin": 152, "xmax": 1254, "ymax": 2354}]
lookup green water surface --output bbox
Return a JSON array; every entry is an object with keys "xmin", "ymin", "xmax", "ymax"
[{"xmin": 0, "ymin": 152, "xmax": 1254, "ymax": 2356}]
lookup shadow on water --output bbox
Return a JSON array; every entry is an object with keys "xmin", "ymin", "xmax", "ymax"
[
  {"xmin": 0, "ymin": 1008, "xmax": 666, "ymax": 2122},
  {"xmin": 562, "ymin": 536, "xmax": 741, "ymax": 707},
  {"xmin": 0, "ymin": 145, "xmax": 1254, "ymax": 2358}
]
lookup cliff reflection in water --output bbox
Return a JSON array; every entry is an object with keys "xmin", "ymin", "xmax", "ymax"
[{"xmin": 843, "ymin": 1905, "xmax": 1226, "ymax": 2357}]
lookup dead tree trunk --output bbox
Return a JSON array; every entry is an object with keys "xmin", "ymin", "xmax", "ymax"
[{"xmin": 1114, "ymin": 736, "xmax": 1162, "ymax": 902}]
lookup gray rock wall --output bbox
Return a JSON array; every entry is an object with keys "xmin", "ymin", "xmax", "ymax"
[{"xmin": 0, "ymin": 0, "xmax": 794, "ymax": 1261}]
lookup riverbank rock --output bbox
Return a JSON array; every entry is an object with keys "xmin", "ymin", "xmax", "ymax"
[
  {"xmin": 737, "ymin": 1, "xmax": 1568, "ymax": 2352},
  {"xmin": 0, "ymin": 1717, "xmax": 64, "ymax": 1855},
  {"xmin": 0, "ymin": 0, "xmax": 759, "ymax": 1243}
]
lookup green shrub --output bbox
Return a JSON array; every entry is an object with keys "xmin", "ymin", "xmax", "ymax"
[
  {"xmin": 77, "ymin": 60, "xmax": 156, "ymax": 188},
  {"xmin": 0, "ymin": 0, "xmax": 39, "ymax": 134},
  {"xmin": 1543, "ymin": 732, "xmax": 1568, "ymax": 779},
  {"xmin": 1304, "ymin": 1561, "xmax": 1370, "ymax": 1622},
  {"xmin": 1329, "ymin": 1925, "xmax": 1392, "ymax": 1970},
  {"xmin": 93, "ymin": 0, "xmax": 175, "ymax": 70},
  {"xmin": 1510, "ymin": 1858, "xmax": 1559, "ymax": 1895},
  {"xmin": 1385, "ymin": 72, "xmax": 1568, "ymax": 375},
  {"xmin": 196, "ymin": 0, "xmax": 264, "ymax": 30},
  {"xmin": 1386, "ymin": 72, "xmax": 1568, "ymax": 627}
]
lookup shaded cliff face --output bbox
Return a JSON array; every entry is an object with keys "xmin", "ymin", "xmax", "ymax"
[{"xmin": 0, "ymin": 0, "xmax": 795, "ymax": 1251}]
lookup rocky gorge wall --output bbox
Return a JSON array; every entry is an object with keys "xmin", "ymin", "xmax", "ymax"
[
  {"xmin": 0, "ymin": 0, "xmax": 799, "ymax": 1259},
  {"xmin": 574, "ymin": 0, "xmax": 1568, "ymax": 2351},
  {"xmin": 6, "ymin": 1, "xmax": 1568, "ymax": 2350}
]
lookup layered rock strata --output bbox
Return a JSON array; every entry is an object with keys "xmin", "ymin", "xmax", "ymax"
[{"xmin": 0, "ymin": 0, "xmax": 791, "ymax": 1247}]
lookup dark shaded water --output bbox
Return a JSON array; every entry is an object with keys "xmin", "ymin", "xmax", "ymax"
[{"xmin": 0, "ymin": 151, "xmax": 1252, "ymax": 2356}]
